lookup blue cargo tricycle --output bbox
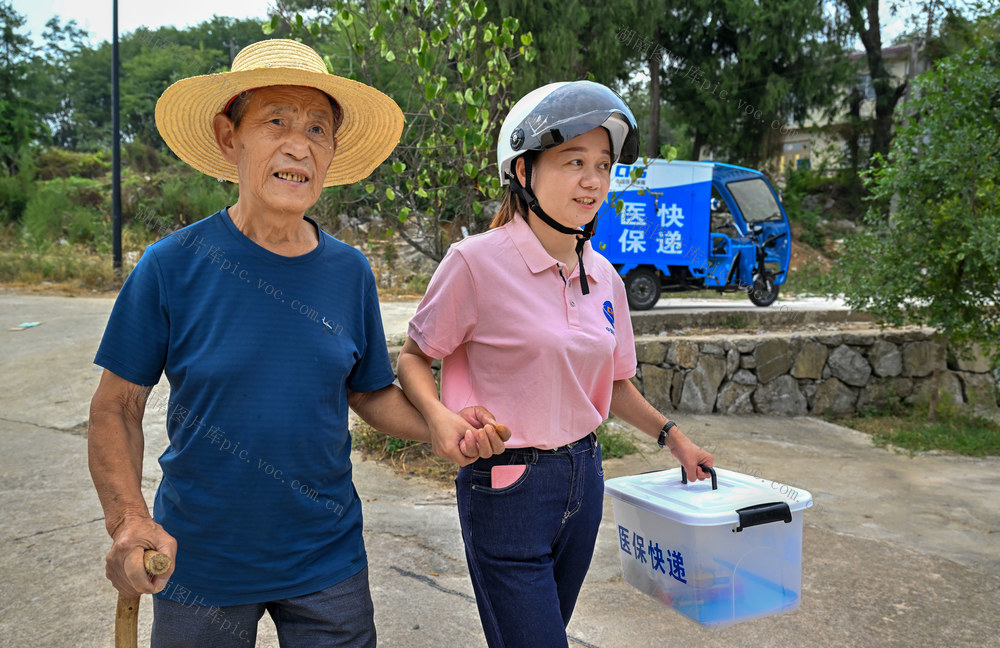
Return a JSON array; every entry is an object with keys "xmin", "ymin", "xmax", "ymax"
[{"xmin": 592, "ymin": 160, "xmax": 792, "ymax": 310}]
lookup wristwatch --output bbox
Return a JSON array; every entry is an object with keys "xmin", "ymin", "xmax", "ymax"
[{"xmin": 657, "ymin": 420, "xmax": 677, "ymax": 449}]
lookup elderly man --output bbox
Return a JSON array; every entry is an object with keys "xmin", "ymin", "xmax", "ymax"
[{"xmin": 88, "ymin": 39, "xmax": 507, "ymax": 647}]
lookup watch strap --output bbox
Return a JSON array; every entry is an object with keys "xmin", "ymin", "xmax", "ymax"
[{"xmin": 657, "ymin": 420, "xmax": 677, "ymax": 448}]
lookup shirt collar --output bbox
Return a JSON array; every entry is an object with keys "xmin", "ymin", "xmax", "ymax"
[{"xmin": 505, "ymin": 212, "xmax": 601, "ymax": 283}]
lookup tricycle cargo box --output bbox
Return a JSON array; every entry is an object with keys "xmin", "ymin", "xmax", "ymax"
[
  {"xmin": 604, "ymin": 467, "xmax": 812, "ymax": 628},
  {"xmin": 592, "ymin": 160, "xmax": 792, "ymax": 310}
]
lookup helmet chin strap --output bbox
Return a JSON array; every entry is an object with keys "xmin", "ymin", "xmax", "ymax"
[{"xmin": 506, "ymin": 155, "xmax": 595, "ymax": 295}]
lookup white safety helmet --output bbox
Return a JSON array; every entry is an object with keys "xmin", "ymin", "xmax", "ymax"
[
  {"xmin": 497, "ymin": 81, "xmax": 639, "ymax": 185},
  {"xmin": 495, "ymin": 81, "xmax": 639, "ymax": 297}
]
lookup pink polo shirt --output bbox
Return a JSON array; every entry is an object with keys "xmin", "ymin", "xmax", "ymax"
[{"xmin": 408, "ymin": 214, "xmax": 637, "ymax": 449}]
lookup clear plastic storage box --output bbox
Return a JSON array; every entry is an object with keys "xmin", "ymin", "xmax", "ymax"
[{"xmin": 604, "ymin": 467, "xmax": 813, "ymax": 627}]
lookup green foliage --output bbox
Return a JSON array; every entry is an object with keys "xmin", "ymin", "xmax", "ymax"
[
  {"xmin": 0, "ymin": 8, "xmax": 272, "ymax": 157},
  {"xmin": 845, "ymin": 407, "xmax": 1000, "ymax": 457},
  {"xmin": 780, "ymin": 166, "xmax": 831, "ymax": 249},
  {"xmin": 48, "ymin": 18, "xmax": 272, "ymax": 151},
  {"xmin": 279, "ymin": 0, "xmax": 535, "ymax": 262},
  {"xmin": 0, "ymin": 175, "xmax": 29, "ymax": 223},
  {"xmin": 0, "ymin": 1, "xmax": 54, "ymax": 171},
  {"xmin": 406, "ymin": 272, "xmax": 431, "ymax": 295},
  {"xmin": 0, "ymin": 147, "xmax": 36, "ymax": 223},
  {"xmin": 782, "ymin": 258, "xmax": 830, "ymax": 297},
  {"xmin": 837, "ymin": 23, "xmax": 1000, "ymax": 364},
  {"xmin": 595, "ymin": 421, "xmax": 640, "ymax": 458},
  {"xmin": 0, "ymin": 234, "xmax": 118, "ymax": 288},
  {"xmin": 122, "ymin": 140, "xmax": 165, "ymax": 174},
  {"xmin": 626, "ymin": 0, "xmax": 850, "ymax": 168},
  {"xmin": 489, "ymin": 0, "xmax": 635, "ymax": 98},
  {"xmin": 382, "ymin": 240, "xmax": 397, "ymax": 267},
  {"xmin": 156, "ymin": 173, "xmax": 239, "ymax": 228},
  {"xmin": 722, "ymin": 313, "xmax": 749, "ymax": 329},
  {"xmin": 350, "ymin": 419, "xmax": 457, "ymax": 482},
  {"xmin": 21, "ymin": 177, "xmax": 109, "ymax": 251},
  {"xmin": 35, "ymin": 148, "xmax": 110, "ymax": 180}
]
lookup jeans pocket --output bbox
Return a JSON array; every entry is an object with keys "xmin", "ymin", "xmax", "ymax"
[
  {"xmin": 470, "ymin": 461, "xmax": 531, "ymax": 493},
  {"xmin": 594, "ymin": 441, "xmax": 605, "ymax": 478}
]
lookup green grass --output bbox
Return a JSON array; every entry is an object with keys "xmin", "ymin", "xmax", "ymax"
[
  {"xmin": 782, "ymin": 258, "xmax": 833, "ymax": 297},
  {"xmin": 595, "ymin": 421, "xmax": 640, "ymax": 458},
  {"xmin": 0, "ymin": 243, "xmax": 119, "ymax": 289},
  {"xmin": 722, "ymin": 313, "xmax": 749, "ymax": 329},
  {"xmin": 350, "ymin": 419, "xmax": 424, "ymax": 456},
  {"xmin": 350, "ymin": 417, "xmax": 642, "ymax": 482},
  {"xmin": 0, "ymin": 223, "xmax": 157, "ymax": 290},
  {"xmin": 350, "ymin": 419, "xmax": 456, "ymax": 482},
  {"xmin": 405, "ymin": 272, "xmax": 431, "ymax": 295},
  {"xmin": 841, "ymin": 407, "xmax": 1000, "ymax": 457}
]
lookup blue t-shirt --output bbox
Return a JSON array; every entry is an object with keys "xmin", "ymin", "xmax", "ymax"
[{"xmin": 94, "ymin": 208, "xmax": 395, "ymax": 606}]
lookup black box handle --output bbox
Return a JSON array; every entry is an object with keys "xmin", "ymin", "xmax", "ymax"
[
  {"xmin": 681, "ymin": 465, "xmax": 717, "ymax": 490},
  {"xmin": 734, "ymin": 501, "xmax": 792, "ymax": 532}
]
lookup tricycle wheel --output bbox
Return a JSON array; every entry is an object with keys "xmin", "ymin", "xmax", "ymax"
[
  {"xmin": 625, "ymin": 268, "xmax": 660, "ymax": 311},
  {"xmin": 747, "ymin": 272, "xmax": 779, "ymax": 307}
]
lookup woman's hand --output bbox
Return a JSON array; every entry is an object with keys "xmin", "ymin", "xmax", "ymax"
[
  {"xmin": 429, "ymin": 406, "xmax": 510, "ymax": 466},
  {"xmin": 397, "ymin": 336, "xmax": 511, "ymax": 466},
  {"xmin": 668, "ymin": 433, "xmax": 714, "ymax": 481},
  {"xmin": 457, "ymin": 405, "xmax": 511, "ymax": 458},
  {"xmin": 608, "ymin": 378, "xmax": 713, "ymax": 479}
]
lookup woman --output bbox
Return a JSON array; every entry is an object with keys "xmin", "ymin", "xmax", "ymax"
[{"xmin": 397, "ymin": 81, "xmax": 714, "ymax": 647}]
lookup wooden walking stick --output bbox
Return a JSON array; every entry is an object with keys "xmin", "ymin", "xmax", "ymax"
[{"xmin": 115, "ymin": 550, "xmax": 171, "ymax": 648}]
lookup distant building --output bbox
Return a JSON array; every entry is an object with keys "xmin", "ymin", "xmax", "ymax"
[{"xmin": 777, "ymin": 42, "xmax": 929, "ymax": 175}]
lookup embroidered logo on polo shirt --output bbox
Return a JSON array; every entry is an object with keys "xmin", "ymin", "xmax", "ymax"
[{"xmin": 603, "ymin": 300, "xmax": 615, "ymax": 332}]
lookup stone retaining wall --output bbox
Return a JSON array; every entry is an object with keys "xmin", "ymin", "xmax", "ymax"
[{"xmin": 632, "ymin": 328, "xmax": 999, "ymax": 416}]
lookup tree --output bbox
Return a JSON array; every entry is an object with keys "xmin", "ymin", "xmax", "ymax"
[
  {"xmin": 46, "ymin": 18, "xmax": 271, "ymax": 151},
  {"xmin": 275, "ymin": 0, "xmax": 535, "ymax": 262},
  {"xmin": 837, "ymin": 14, "xmax": 1000, "ymax": 367},
  {"xmin": 838, "ymin": 1, "xmax": 983, "ymax": 204},
  {"xmin": 35, "ymin": 16, "xmax": 90, "ymax": 150},
  {"xmin": 619, "ymin": 0, "xmax": 849, "ymax": 168},
  {"xmin": 0, "ymin": 1, "xmax": 46, "ymax": 173},
  {"xmin": 922, "ymin": 4, "xmax": 996, "ymax": 62},
  {"xmin": 841, "ymin": 1, "xmax": 910, "ymax": 165},
  {"xmin": 490, "ymin": 0, "xmax": 635, "ymax": 98}
]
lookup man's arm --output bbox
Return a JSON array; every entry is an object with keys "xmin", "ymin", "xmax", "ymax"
[
  {"xmin": 609, "ymin": 378, "xmax": 714, "ymax": 480},
  {"xmin": 347, "ymin": 384, "xmax": 432, "ymax": 443},
  {"xmin": 88, "ymin": 369, "xmax": 176, "ymax": 597},
  {"xmin": 348, "ymin": 378, "xmax": 508, "ymax": 466}
]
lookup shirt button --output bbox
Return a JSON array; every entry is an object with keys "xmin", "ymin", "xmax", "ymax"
[{"xmin": 570, "ymin": 301, "xmax": 576, "ymax": 307}]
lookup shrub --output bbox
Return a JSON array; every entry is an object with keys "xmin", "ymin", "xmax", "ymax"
[
  {"xmin": 595, "ymin": 421, "xmax": 640, "ymax": 458},
  {"xmin": 837, "ymin": 33, "xmax": 1000, "ymax": 365},
  {"xmin": 35, "ymin": 148, "xmax": 110, "ymax": 180},
  {"xmin": 122, "ymin": 140, "xmax": 164, "ymax": 174},
  {"xmin": 21, "ymin": 178, "xmax": 109, "ymax": 251},
  {"xmin": 0, "ymin": 148, "xmax": 37, "ymax": 224},
  {"xmin": 158, "ymin": 173, "xmax": 238, "ymax": 226},
  {"xmin": 781, "ymin": 166, "xmax": 830, "ymax": 249},
  {"xmin": 0, "ymin": 174, "xmax": 32, "ymax": 224}
]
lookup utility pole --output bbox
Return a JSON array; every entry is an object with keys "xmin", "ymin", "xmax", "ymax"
[{"xmin": 111, "ymin": 0, "xmax": 122, "ymax": 282}]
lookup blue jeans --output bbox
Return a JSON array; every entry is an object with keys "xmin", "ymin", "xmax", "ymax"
[
  {"xmin": 150, "ymin": 566, "xmax": 375, "ymax": 648},
  {"xmin": 457, "ymin": 433, "xmax": 605, "ymax": 648}
]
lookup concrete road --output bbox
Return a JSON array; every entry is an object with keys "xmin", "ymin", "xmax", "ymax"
[
  {"xmin": 378, "ymin": 295, "xmax": 867, "ymax": 343},
  {"xmin": 644, "ymin": 295, "xmax": 850, "ymax": 314},
  {"xmin": 1, "ymin": 293, "xmax": 999, "ymax": 648}
]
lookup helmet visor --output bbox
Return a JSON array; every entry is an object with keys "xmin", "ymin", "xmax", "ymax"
[{"xmin": 509, "ymin": 82, "xmax": 639, "ymax": 164}]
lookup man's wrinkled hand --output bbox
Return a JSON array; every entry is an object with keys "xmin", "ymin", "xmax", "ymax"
[{"xmin": 105, "ymin": 514, "xmax": 177, "ymax": 598}]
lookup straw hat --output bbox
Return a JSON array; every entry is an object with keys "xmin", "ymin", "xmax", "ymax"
[{"xmin": 155, "ymin": 39, "xmax": 404, "ymax": 187}]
